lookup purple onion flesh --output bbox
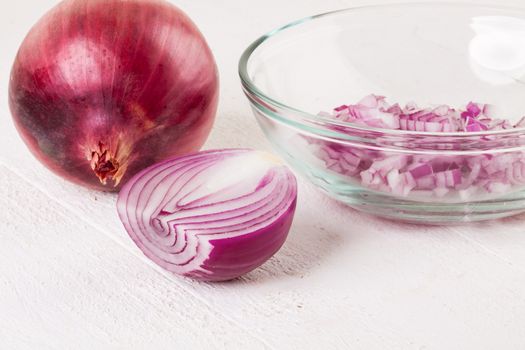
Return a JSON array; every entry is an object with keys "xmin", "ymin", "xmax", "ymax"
[{"xmin": 117, "ymin": 149, "xmax": 298, "ymax": 282}]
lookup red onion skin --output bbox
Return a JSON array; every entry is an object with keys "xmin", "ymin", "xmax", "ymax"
[
  {"xmin": 9, "ymin": 0, "xmax": 219, "ymax": 191},
  {"xmin": 189, "ymin": 203, "xmax": 296, "ymax": 281}
]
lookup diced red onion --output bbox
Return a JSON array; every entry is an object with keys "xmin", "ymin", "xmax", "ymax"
[
  {"xmin": 312, "ymin": 95, "xmax": 525, "ymax": 200},
  {"xmin": 117, "ymin": 149, "xmax": 298, "ymax": 282},
  {"xmin": 409, "ymin": 164, "xmax": 433, "ymax": 179}
]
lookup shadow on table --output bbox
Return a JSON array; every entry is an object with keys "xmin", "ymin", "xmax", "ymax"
[
  {"xmin": 217, "ymin": 186, "xmax": 525, "ymax": 286},
  {"xmin": 223, "ymin": 192, "xmax": 453, "ymax": 285},
  {"xmin": 221, "ymin": 193, "xmax": 351, "ymax": 285}
]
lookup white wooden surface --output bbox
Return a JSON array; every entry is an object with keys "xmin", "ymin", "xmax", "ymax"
[{"xmin": 2, "ymin": 1, "xmax": 525, "ymax": 349}]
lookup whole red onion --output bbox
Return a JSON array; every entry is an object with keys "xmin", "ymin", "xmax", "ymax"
[{"xmin": 9, "ymin": 0, "xmax": 219, "ymax": 191}]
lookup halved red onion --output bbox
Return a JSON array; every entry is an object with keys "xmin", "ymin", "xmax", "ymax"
[{"xmin": 117, "ymin": 149, "xmax": 298, "ymax": 282}]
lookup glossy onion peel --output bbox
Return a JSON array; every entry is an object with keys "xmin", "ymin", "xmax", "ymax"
[
  {"xmin": 117, "ymin": 149, "xmax": 298, "ymax": 281},
  {"xmin": 9, "ymin": 0, "xmax": 219, "ymax": 191}
]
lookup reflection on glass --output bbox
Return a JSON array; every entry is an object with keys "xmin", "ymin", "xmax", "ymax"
[{"xmin": 469, "ymin": 16, "xmax": 525, "ymax": 85}]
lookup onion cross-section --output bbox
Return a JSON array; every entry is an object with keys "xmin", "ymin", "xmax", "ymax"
[{"xmin": 117, "ymin": 149, "xmax": 298, "ymax": 281}]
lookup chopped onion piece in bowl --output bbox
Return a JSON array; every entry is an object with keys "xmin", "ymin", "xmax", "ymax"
[{"xmin": 309, "ymin": 95, "xmax": 525, "ymax": 202}]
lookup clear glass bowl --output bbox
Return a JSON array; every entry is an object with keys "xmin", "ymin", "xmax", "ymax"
[{"xmin": 239, "ymin": 3, "xmax": 525, "ymax": 224}]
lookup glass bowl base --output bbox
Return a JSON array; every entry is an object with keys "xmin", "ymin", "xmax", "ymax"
[{"xmin": 327, "ymin": 190, "xmax": 525, "ymax": 225}]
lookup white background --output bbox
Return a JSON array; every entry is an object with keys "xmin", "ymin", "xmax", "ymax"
[{"xmin": 2, "ymin": 1, "xmax": 525, "ymax": 349}]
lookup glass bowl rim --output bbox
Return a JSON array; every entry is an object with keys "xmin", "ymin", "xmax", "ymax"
[{"xmin": 238, "ymin": 1, "xmax": 525, "ymax": 139}]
